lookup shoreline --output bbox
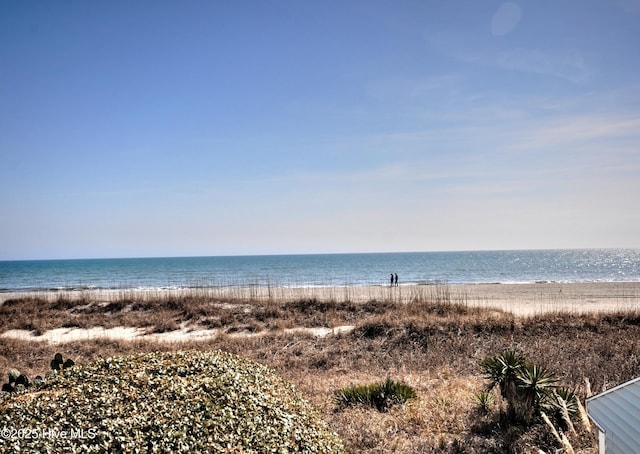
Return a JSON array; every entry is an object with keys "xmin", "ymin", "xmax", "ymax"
[
  {"xmin": 3, "ymin": 281, "xmax": 638, "ymax": 345},
  {"xmin": 2, "ymin": 281, "xmax": 639, "ymax": 317}
]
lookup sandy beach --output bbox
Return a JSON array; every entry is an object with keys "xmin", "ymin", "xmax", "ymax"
[
  {"xmin": 2, "ymin": 281, "xmax": 639, "ymax": 317},
  {"xmin": 2, "ymin": 281, "xmax": 639, "ymax": 344}
]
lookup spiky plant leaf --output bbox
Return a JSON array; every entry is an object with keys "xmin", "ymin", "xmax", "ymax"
[
  {"xmin": 481, "ymin": 350, "xmax": 526, "ymax": 399},
  {"xmin": 474, "ymin": 390, "xmax": 494, "ymax": 413},
  {"xmin": 335, "ymin": 378, "xmax": 416, "ymax": 412},
  {"xmin": 517, "ymin": 363, "xmax": 559, "ymax": 417},
  {"xmin": 553, "ymin": 387, "xmax": 579, "ymax": 415},
  {"xmin": 518, "ymin": 365, "xmax": 558, "ymax": 395}
]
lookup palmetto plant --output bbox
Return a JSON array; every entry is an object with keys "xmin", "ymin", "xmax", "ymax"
[{"xmin": 481, "ymin": 350, "xmax": 560, "ymax": 424}]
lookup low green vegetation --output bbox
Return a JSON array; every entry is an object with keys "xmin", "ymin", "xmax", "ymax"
[
  {"xmin": 474, "ymin": 390, "xmax": 494, "ymax": 414},
  {"xmin": 0, "ymin": 351, "xmax": 345, "ymax": 453},
  {"xmin": 480, "ymin": 350, "xmax": 590, "ymax": 452},
  {"xmin": 481, "ymin": 350, "xmax": 579, "ymax": 425},
  {"xmin": 335, "ymin": 378, "xmax": 417, "ymax": 412}
]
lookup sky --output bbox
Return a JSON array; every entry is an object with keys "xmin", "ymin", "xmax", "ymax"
[{"xmin": 1, "ymin": 0, "xmax": 639, "ymax": 260}]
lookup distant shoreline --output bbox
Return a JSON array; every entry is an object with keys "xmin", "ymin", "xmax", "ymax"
[
  {"xmin": 2, "ymin": 281, "xmax": 639, "ymax": 316},
  {"xmin": 2, "ymin": 250, "xmax": 638, "ymax": 291},
  {"xmin": 2, "ymin": 278, "xmax": 640, "ymax": 292}
]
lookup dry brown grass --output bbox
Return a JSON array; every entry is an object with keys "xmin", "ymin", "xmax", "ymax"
[{"xmin": 1, "ymin": 289, "xmax": 638, "ymax": 452}]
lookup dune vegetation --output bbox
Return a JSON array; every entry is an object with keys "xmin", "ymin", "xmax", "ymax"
[
  {"xmin": 1, "ymin": 350, "xmax": 344, "ymax": 453},
  {"xmin": 1, "ymin": 286, "xmax": 639, "ymax": 452}
]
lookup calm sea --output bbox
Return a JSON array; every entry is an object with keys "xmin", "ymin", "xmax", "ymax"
[{"xmin": 1, "ymin": 249, "xmax": 639, "ymax": 293}]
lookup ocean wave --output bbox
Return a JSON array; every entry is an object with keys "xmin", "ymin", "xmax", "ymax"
[
  {"xmin": 1, "ymin": 250, "xmax": 639, "ymax": 292},
  {"xmin": 2, "ymin": 279, "xmax": 640, "ymax": 294}
]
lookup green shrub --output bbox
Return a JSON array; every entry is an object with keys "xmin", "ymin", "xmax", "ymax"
[
  {"xmin": 0, "ymin": 351, "xmax": 345, "ymax": 453},
  {"xmin": 335, "ymin": 378, "xmax": 417, "ymax": 412},
  {"xmin": 475, "ymin": 390, "xmax": 494, "ymax": 414}
]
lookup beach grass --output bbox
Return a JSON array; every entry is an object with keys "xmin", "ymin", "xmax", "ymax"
[{"xmin": 1, "ymin": 285, "xmax": 639, "ymax": 452}]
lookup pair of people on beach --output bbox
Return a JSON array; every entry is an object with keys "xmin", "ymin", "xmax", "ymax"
[{"xmin": 390, "ymin": 273, "xmax": 398, "ymax": 287}]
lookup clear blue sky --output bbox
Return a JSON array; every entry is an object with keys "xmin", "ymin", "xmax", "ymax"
[{"xmin": 1, "ymin": 1, "xmax": 639, "ymax": 260}]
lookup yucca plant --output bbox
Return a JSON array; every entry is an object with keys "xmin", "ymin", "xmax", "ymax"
[
  {"xmin": 481, "ymin": 350, "xmax": 526, "ymax": 396},
  {"xmin": 481, "ymin": 350, "xmax": 526, "ymax": 421},
  {"xmin": 481, "ymin": 350, "xmax": 564, "ymax": 424},
  {"xmin": 549, "ymin": 387, "xmax": 579, "ymax": 434},
  {"xmin": 550, "ymin": 387, "xmax": 578, "ymax": 415},
  {"xmin": 517, "ymin": 363, "xmax": 559, "ymax": 423}
]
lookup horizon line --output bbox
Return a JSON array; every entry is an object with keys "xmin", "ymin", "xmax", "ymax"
[{"xmin": 2, "ymin": 246, "xmax": 638, "ymax": 262}]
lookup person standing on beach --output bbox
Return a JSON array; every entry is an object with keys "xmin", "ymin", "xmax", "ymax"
[
  {"xmin": 390, "ymin": 273, "xmax": 394, "ymax": 287},
  {"xmin": 394, "ymin": 273, "xmax": 398, "ymax": 287}
]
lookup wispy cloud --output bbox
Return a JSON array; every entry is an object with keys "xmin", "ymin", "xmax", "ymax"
[
  {"xmin": 493, "ymin": 48, "xmax": 593, "ymax": 84},
  {"xmin": 428, "ymin": 31, "xmax": 594, "ymax": 84},
  {"xmin": 509, "ymin": 114, "xmax": 640, "ymax": 150}
]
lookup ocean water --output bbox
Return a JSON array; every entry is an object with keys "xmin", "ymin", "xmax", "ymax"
[{"xmin": 1, "ymin": 249, "xmax": 639, "ymax": 293}]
